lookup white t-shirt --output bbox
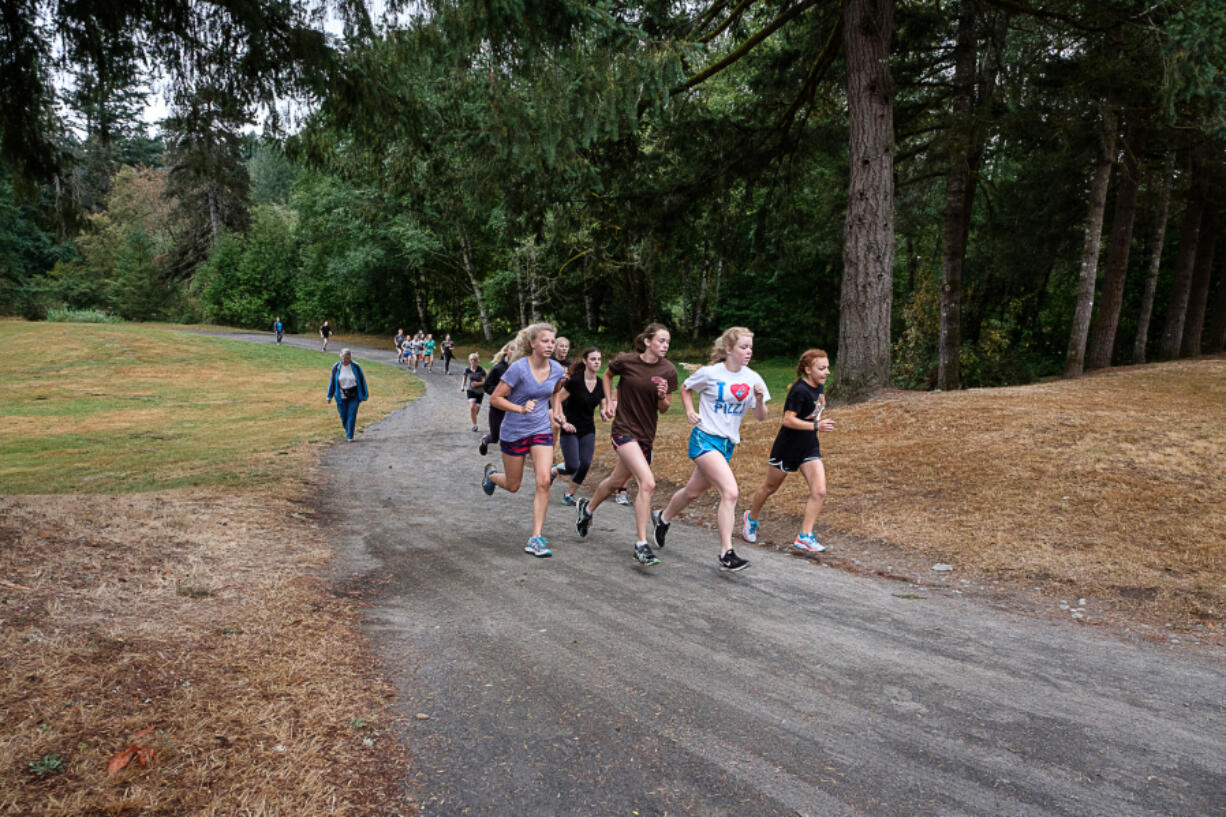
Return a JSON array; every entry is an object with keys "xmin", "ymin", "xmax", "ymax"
[
  {"xmin": 684, "ymin": 362, "xmax": 770, "ymax": 444},
  {"xmin": 337, "ymin": 363, "xmax": 357, "ymax": 389}
]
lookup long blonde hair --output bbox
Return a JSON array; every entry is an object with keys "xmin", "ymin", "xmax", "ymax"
[
  {"xmin": 709, "ymin": 326, "xmax": 753, "ymax": 364},
  {"xmin": 510, "ymin": 322, "xmax": 557, "ymax": 362},
  {"xmin": 492, "ymin": 341, "xmax": 515, "ymax": 365}
]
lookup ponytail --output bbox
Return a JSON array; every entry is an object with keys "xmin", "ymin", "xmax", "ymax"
[
  {"xmin": 633, "ymin": 322, "xmax": 670, "ymax": 353},
  {"xmin": 709, "ymin": 326, "xmax": 752, "ymax": 364},
  {"xmin": 796, "ymin": 348, "xmax": 829, "ymax": 379}
]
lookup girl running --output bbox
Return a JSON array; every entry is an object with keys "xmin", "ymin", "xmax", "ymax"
[
  {"xmin": 319, "ymin": 320, "xmax": 332, "ymax": 351},
  {"xmin": 424, "ymin": 333, "xmax": 436, "ymax": 373},
  {"xmin": 461, "ymin": 352, "xmax": 487, "ymax": 432},
  {"xmin": 441, "ymin": 334, "xmax": 456, "ymax": 375},
  {"xmin": 478, "ymin": 342, "xmax": 515, "ymax": 456},
  {"xmin": 480, "ymin": 324, "xmax": 568, "ymax": 557},
  {"xmin": 553, "ymin": 347, "xmax": 605, "ymax": 506},
  {"xmin": 650, "ymin": 327, "xmax": 769, "ymax": 571},
  {"xmin": 743, "ymin": 348, "xmax": 835, "ymax": 552},
  {"xmin": 575, "ymin": 323, "xmax": 678, "ymax": 566}
]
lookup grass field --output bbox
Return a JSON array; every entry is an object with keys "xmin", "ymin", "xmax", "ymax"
[
  {"xmin": 1, "ymin": 320, "xmax": 419, "ymax": 816},
  {"xmin": 1, "ymin": 322, "xmax": 421, "ymax": 494}
]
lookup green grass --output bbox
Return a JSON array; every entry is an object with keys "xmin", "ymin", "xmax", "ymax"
[{"xmin": 0, "ymin": 320, "xmax": 422, "ymax": 494}]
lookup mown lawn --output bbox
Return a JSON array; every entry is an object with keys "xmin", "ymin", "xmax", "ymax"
[{"xmin": 0, "ymin": 320, "xmax": 422, "ymax": 494}]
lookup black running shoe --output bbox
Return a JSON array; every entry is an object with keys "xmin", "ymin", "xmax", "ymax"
[
  {"xmin": 634, "ymin": 543, "xmax": 661, "ymax": 566},
  {"xmin": 650, "ymin": 510, "xmax": 669, "ymax": 549},
  {"xmin": 719, "ymin": 549, "xmax": 750, "ymax": 572},
  {"xmin": 576, "ymin": 498, "xmax": 592, "ymax": 538},
  {"xmin": 478, "ymin": 439, "xmax": 488, "ymax": 457}
]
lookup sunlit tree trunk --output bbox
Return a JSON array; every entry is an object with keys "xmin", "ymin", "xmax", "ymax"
[
  {"xmin": 459, "ymin": 232, "xmax": 493, "ymax": 341},
  {"xmin": 1087, "ymin": 124, "xmax": 1145, "ymax": 370},
  {"xmin": 1134, "ymin": 150, "xmax": 1174, "ymax": 364},
  {"xmin": 1065, "ymin": 93, "xmax": 1118, "ymax": 378},
  {"xmin": 834, "ymin": 0, "xmax": 895, "ymax": 402}
]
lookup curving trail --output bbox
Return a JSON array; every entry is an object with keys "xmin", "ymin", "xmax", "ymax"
[{"xmin": 224, "ymin": 332, "xmax": 1225, "ymax": 817}]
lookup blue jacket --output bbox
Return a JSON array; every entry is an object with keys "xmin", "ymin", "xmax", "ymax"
[{"xmin": 327, "ymin": 360, "xmax": 369, "ymax": 402}]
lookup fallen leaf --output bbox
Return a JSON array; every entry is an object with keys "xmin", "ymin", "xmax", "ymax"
[
  {"xmin": 133, "ymin": 726, "xmax": 156, "ymax": 739},
  {"xmin": 106, "ymin": 744, "xmax": 156, "ymax": 775}
]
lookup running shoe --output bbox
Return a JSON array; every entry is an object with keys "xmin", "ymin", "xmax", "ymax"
[
  {"xmin": 524, "ymin": 536, "xmax": 552, "ymax": 558},
  {"xmin": 794, "ymin": 532, "xmax": 827, "ymax": 553},
  {"xmin": 719, "ymin": 549, "xmax": 750, "ymax": 571},
  {"xmin": 550, "ymin": 465, "xmax": 558, "ymax": 485},
  {"xmin": 561, "ymin": 492, "xmax": 576, "ymax": 507},
  {"xmin": 576, "ymin": 498, "xmax": 592, "ymax": 538},
  {"xmin": 741, "ymin": 511, "xmax": 759, "ymax": 544},
  {"xmin": 614, "ymin": 489, "xmax": 631, "ymax": 506},
  {"xmin": 482, "ymin": 464, "xmax": 497, "ymax": 496},
  {"xmin": 472, "ymin": 424, "xmax": 479, "ymax": 432},
  {"xmin": 478, "ymin": 439, "xmax": 488, "ymax": 456},
  {"xmin": 634, "ymin": 542, "xmax": 661, "ymax": 566},
  {"xmin": 650, "ymin": 510, "xmax": 669, "ymax": 549}
]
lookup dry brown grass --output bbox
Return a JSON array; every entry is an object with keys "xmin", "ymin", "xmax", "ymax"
[
  {"xmin": 648, "ymin": 356, "xmax": 1226, "ymax": 631},
  {"xmin": 0, "ymin": 483, "xmax": 414, "ymax": 816}
]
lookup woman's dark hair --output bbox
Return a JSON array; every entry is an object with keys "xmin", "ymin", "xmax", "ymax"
[
  {"xmin": 633, "ymin": 322, "xmax": 670, "ymax": 353},
  {"xmin": 569, "ymin": 347, "xmax": 600, "ymax": 377}
]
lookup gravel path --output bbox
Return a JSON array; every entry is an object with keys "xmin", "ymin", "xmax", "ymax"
[{"xmin": 220, "ymin": 331, "xmax": 1226, "ymax": 817}]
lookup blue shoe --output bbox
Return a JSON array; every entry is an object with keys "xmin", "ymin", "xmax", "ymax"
[
  {"xmin": 741, "ymin": 511, "xmax": 759, "ymax": 544},
  {"xmin": 794, "ymin": 532, "xmax": 826, "ymax": 553},
  {"xmin": 562, "ymin": 492, "xmax": 577, "ymax": 507},
  {"xmin": 482, "ymin": 464, "xmax": 497, "ymax": 496},
  {"xmin": 576, "ymin": 498, "xmax": 592, "ymax": 538},
  {"xmin": 524, "ymin": 536, "xmax": 552, "ymax": 557}
]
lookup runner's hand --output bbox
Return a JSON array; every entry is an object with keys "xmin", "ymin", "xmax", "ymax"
[
  {"xmin": 523, "ymin": 399, "xmax": 536, "ymax": 414},
  {"xmin": 686, "ymin": 409, "xmax": 701, "ymax": 425},
  {"xmin": 816, "ymin": 418, "xmax": 834, "ymax": 432}
]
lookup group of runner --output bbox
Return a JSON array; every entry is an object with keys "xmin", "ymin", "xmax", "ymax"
[
  {"xmin": 395, "ymin": 330, "xmax": 456, "ymax": 374},
  {"xmin": 472, "ymin": 321, "xmax": 835, "ymax": 571}
]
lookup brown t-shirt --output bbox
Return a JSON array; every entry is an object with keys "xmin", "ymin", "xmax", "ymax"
[{"xmin": 608, "ymin": 352, "xmax": 679, "ymax": 444}]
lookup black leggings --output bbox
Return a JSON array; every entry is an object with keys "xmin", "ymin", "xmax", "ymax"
[
  {"xmin": 556, "ymin": 431, "xmax": 595, "ymax": 486},
  {"xmin": 482, "ymin": 407, "xmax": 505, "ymax": 445}
]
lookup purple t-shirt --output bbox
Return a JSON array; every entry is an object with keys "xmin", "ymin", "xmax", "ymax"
[{"xmin": 496, "ymin": 357, "xmax": 567, "ymax": 442}]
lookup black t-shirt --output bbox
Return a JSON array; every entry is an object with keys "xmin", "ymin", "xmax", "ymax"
[
  {"xmin": 561, "ymin": 372, "xmax": 605, "ymax": 436},
  {"xmin": 773, "ymin": 378, "xmax": 825, "ymax": 452},
  {"xmin": 464, "ymin": 366, "xmax": 487, "ymax": 396},
  {"xmin": 483, "ymin": 359, "xmax": 509, "ymax": 395}
]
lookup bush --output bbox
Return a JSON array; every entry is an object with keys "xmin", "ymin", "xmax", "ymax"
[{"xmin": 45, "ymin": 307, "xmax": 122, "ymax": 323}]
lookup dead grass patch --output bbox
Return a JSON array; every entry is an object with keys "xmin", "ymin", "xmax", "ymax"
[
  {"xmin": 0, "ymin": 487, "xmax": 414, "ymax": 816},
  {"xmin": 647, "ymin": 357, "xmax": 1226, "ymax": 632}
]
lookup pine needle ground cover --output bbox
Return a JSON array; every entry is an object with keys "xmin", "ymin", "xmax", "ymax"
[
  {"xmin": 1, "ymin": 321, "xmax": 420, "ymax": 816},
  {"xmin": 647, "ymin": 356, "xmax": 1226, "ymax": 639}
]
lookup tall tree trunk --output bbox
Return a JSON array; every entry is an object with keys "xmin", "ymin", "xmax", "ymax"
[
  {"xmin": 1159, "ymin": 176, "xmax": 1206, "ymax": 359},
  {"xmin": 459, "ymin": 234, "xmax": 493, "ymax": 341},
  {"xmin": 582, "ymin": 254, "xmax": 595, "ymax": 332},
  {"xmin": 1181, "ymin": 207, "xmax": 1218, "ymax": 357},
  {"xmin": 1207, "ymin": 249, "xmax": 1226, "ymax": 354},
  {"xmin": 1134, "ymin": 150, "xmax": 1175, "ymax": 364},
  {"xmin": 834, "ymin": 0, "xmax": 895, "ymax": 402},
  {"xmin": 937, "ymin": 0, "xmax": 976, "ymax": 391},
  {"xmin": 1087, "ymin": 124, "xmax": 1146, "ymax": 369},
  {"xmin": 412, "ymin": 272, "xmax": 427, "ymax": 329},
  {"xmin": 693, "ymin": 258, "xmax": 711, "ymax": 342},
  {"xmin": 1065, "ymin": 93, "xmax": 1119, "ymax": 377}
]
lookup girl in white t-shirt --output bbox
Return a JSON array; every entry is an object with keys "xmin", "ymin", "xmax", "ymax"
[{"xmin": 650, "ymin": 327, "xmax": 769, "ymax": 571}]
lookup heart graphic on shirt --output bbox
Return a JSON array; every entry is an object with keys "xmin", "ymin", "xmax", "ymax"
[{"xmin": 730, "ymin": 383, "xmax": 750, "ymax": 401}]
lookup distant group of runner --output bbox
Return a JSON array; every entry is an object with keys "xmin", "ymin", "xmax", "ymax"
[
  {"xmin": 394, "ymin": 329, "xmax": 455, "ymax": 375},
  {"xmin": 469, "ymin": 321, "xmax": 835, "ymax": 572}
]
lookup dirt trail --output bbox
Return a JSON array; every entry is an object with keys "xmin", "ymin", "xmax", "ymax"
[{"xmin": 223, "ymin": 332, "xmax": 1226, "ymax": 816}]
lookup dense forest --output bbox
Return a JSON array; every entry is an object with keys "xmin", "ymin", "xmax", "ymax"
[{"xmin": 1, "ymin": 0, "xmax": 1224, "ymax": 398}]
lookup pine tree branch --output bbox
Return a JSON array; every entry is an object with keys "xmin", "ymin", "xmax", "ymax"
[
  {"xmin": 675, "ymin": 0, "xmax": 828, "ymax": 93},
  {"xmin": 697, "ymin": 0, "xmax": 757, "ymax": 45}
]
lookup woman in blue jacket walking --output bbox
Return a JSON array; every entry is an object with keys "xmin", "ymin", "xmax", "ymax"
[{"xmin": 326, "ymin": 349, "xmax": 369, "ymax": 441}]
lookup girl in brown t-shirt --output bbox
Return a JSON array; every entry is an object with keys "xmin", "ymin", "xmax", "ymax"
[{"xmin": 575, "ymin": 323, "xmax": 678, "ymax": 566}]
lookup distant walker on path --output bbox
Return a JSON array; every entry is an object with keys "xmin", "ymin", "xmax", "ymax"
[{"xmin": 326, "ymin": 348, "xmax": 368, "ymax": 442}]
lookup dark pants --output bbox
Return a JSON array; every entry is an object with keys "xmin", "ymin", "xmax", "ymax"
[
  {"xmin": 557, "ymin": 431, "xmax": 595, "ymax": 485},
  {"xmin": 336, "ymin": 396, "xmax": 360, "ymax": 439},
  {"xmin": 275, "ymin": 331, "xmax": 283, "ymax": 344},
  {"xmin": 482, "ymin": 407, "xmax": 505, "ymax": 445},
  {"xmin": 443, "ymin": 351, "xmax": 454, "ymax": 374}
]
